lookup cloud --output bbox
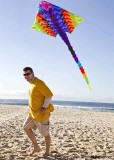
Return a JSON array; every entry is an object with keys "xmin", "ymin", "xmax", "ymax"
[{"xmin": 0, "ymin": 90, "xmax": 28, "ymax": 99}]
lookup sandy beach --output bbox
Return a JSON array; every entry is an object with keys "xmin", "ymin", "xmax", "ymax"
[{"xmin": 0, "ymin": 105, "xmax": 114, "ymax": 160}]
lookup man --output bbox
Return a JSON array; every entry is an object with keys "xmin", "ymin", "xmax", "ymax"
[{"xmin": 23, "ymin": 67, "xmax": 54, "ymax": 157}]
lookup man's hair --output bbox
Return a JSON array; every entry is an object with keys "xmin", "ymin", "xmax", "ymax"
[{"xmin": 23, "ymin": 67, "xmax": 33, "ymax": 73}]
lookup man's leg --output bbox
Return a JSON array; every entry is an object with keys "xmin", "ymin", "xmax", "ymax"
[
  {"xmin": 44, "ymin": 134, "xmax": 51, "ymax": 156},
  {"xmin": 23, "ymin": 118, "xmax": 41, "ymax": 155},
  {"xmin": 40, "ymin": 120, "xmax": 51, "ymax": 156}
]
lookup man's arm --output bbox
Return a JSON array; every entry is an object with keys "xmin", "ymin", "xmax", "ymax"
[
  {"xmin": 42, "ymin": 97, "xmax": 52, "ymax": 109},
  {"xmin": 39, "ymin": 97, "xmax": 52, "ymax": 113}
]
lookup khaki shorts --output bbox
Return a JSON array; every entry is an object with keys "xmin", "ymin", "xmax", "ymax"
[{"xmin": 23, "ymin": 117, "xmax": 49, "ymax": 137}]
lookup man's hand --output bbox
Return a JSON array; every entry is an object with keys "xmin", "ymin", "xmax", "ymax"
[{"xmin": 38, "ymin": 107, "xmax": 46, "ymax": 113}]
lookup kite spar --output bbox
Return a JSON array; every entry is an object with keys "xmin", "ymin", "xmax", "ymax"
[{"xmin": 32, "ymin": 1, "xmax": 90, "ymax": 90}]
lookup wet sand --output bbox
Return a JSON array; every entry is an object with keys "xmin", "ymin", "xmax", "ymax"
[{"xmin": 0, "ymin": 105, "xmax": 114, "ymax": 160}]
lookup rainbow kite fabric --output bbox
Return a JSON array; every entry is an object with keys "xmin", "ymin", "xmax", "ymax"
[{"xmin": 32, "ymin": 1, "xmax": 90, "ymax": 90}]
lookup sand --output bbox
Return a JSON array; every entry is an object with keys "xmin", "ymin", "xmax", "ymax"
[{"xmin": 0, "ymin": 105, "xmax": 114, "ymax": 160}]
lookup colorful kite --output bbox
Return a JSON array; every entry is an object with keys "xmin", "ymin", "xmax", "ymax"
[{"xmin": 32, "ymin": 1, "xmax": 90, "ymax": 90}]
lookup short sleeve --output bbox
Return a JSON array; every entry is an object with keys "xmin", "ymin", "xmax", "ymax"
[{"xmin": 37, "ymin": 81, "xmax": 53, "ymax": 98}]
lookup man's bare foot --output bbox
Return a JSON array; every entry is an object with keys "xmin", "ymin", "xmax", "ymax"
[
  {"xmin": 43, "ymin": 152, "xmax": 50, "ymax": 157},
  {"xmin": 29, "ymin": 147, "xmax": 41, "ymax": 156}
]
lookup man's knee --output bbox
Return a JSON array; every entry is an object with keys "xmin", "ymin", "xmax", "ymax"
[
  {"xmin": 23, "ymin": 118, "xmax": 37, "ymax": 132},
  {"xmin": 44, "ymin": 133, "xmax": 50, "ymax": 139},
  {"xmin": 23, "ymin": 124, "xmax": 37, "ymax": 132},
  {"xmin": 23, "ymin": 125, "xmax": 29, "ymax": 132}
]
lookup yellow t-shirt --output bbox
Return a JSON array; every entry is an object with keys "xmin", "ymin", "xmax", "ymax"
[{"xmin": 28, "ymin": 77, "xmax": 54, "ymax": 122}]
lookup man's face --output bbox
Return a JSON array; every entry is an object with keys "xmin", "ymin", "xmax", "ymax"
[{"xmin": 23, "ymin": 70, "xmax": 34, "ymax": 82}]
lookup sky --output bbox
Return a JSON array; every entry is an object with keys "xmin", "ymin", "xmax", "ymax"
[{"xmin": 0, "ymin": 0, "xmax": 114, "ymax": 103}]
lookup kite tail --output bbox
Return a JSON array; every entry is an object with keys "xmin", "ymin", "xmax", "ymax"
[
  {"xmin": 58, "ymin": 31, "xmax": 90, "ymax": 89},
  {"xmin": 69, "ymin": 46, "xmax": 91, "ymax": 90}
]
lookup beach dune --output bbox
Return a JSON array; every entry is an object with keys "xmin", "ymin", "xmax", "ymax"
[{"xmin": 0, "ymin": 105, "xmax": 114, "ymax": 159}]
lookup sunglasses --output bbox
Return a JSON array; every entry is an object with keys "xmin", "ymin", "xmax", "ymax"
[{"xmin": 23, "ymin": 72, "xmax": 32, "ymax": 76}]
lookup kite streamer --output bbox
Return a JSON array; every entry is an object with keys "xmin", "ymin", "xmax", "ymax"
[{"xmin": 32, "ymin": 1, "xmax": 90, "ymax": 90}]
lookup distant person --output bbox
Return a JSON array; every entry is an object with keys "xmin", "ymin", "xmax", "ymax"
[{"xmin": 23, "ymin": 67, "xmax": 54, "ymax": 157}]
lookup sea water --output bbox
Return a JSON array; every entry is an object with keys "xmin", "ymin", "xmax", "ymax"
[{"xmin": 0, "ymin": 99, "xmax": 114, "ymax": 112}]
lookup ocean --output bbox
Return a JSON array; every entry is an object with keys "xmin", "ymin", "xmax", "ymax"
[{"xmin": 0, "ymin": 99, "xmax": 114, "ymax": 112}]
